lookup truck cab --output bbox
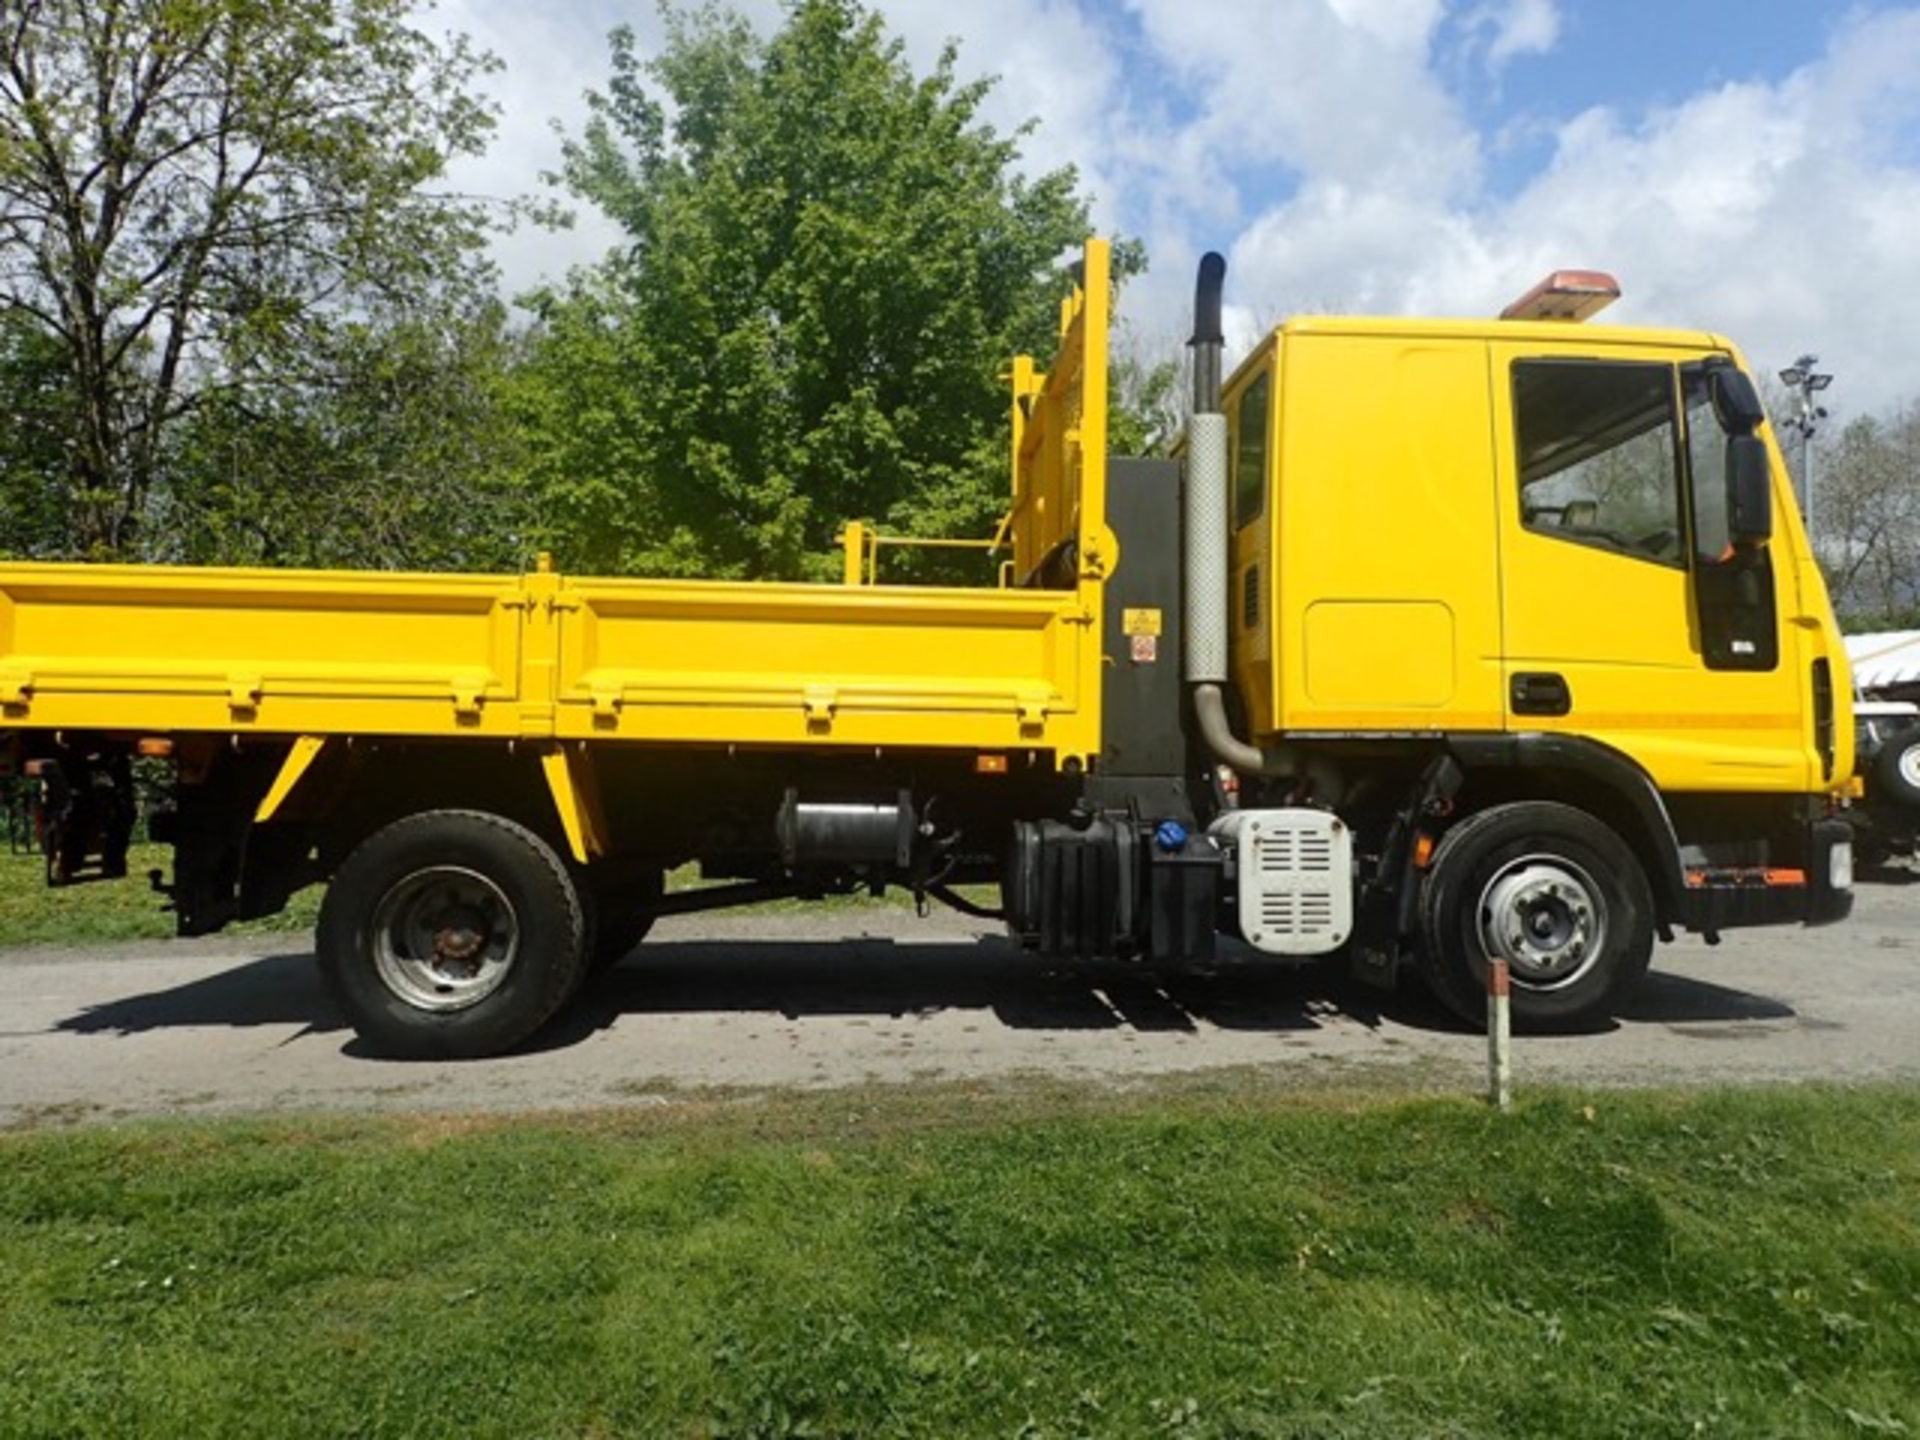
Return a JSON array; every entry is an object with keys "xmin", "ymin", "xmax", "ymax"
[{"xmin": 1201, "ymin": 269, "xmax": 1852, "ymax": 1020}]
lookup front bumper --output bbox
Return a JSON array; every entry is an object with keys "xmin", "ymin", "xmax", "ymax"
[{"xmin": 1675, "ymin": 817, "xmax": 1854, "ymax": 933}]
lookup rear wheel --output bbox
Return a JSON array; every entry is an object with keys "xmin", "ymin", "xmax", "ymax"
[
  {"xmin": 318, "ymin": 810, "xmax": 586, "ymax": 1058},
  {"xmin": 1418, "ymin": 801, "xmax": 1654, "ymax": 1030}
]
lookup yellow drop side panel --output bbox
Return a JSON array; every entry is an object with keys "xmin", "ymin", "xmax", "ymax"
[
  {"xmin": 0, "ymin": 564, "xmax": 526, "ymax": 738},
  {"xmin": 0, "ymin": 563, "xmax": 1098, "ymax": 759},
  {"xmin": 550, "ymin": 577, "xmax": 1095, "ymax": 754}
]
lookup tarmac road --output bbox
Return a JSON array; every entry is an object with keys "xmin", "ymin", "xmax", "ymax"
[{"xmin": 4, "ymin": 871, "xmax": 1919, "ymax": 1129}]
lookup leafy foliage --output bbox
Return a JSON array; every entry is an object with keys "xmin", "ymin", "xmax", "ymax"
[
  {"xmin": 1808, "ymin": 404, "xmax": 1920, "ymax": 630},
  {"xmin": 157, "ymin": 301, "xmax": 533, "ymax": 571},
  {"xmin": 520, "ymin": 0, "xmax": 1121, "ymax": 581},
  {"xmin": 1110, "ymin": 333, "xmax": 1186, "ymax": 459},
  {"xmin": 0, "ymin": 307, "xmax": 72, "ymax": 555},
  {"xmin": 0, "ymin": 0, "xmax": 502, "ymax": 561}
]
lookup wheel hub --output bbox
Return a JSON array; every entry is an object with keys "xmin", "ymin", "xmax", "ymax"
[
  {"xmin": 1477, "ymin": 859, "xmax": 1606, "ymax": 989},
  {"xmin": 432, "ymin": 907, "xmax": 488, "ymax": 968},
  {"xmin": 371, "ymin": 866, "xmax": 519, "ymax": 1013}
]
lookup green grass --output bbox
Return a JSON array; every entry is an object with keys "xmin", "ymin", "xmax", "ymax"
[
  {"xmin": 2, "ymin": 1082, "xmax": 1916, "ymax": 1438},
  {"xmin": 0, "ymin": 843, "xmax": 321, "ymax": 946}
]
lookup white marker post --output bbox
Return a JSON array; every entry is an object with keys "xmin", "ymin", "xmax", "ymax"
[{"xmin": 1487, "ymin": 958, "xmax": 1512, "ymax": 1111}]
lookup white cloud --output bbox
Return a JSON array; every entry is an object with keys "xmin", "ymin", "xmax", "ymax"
[
  {"xmin": 1324, "ymin": 0, "xmax": 1448, "ymax": 47},
  {"xmin": 1215, "ymin": 6, "xmax": 1920, "ymax": 416},
  {"xmin": 1121, "ymin": 0, "xmax": 1476, "ymax": 202},
  {"xmin": 1479, "ymin": 8, "xmax": 1920, "ymax": 416},
  {"xmin": 1472, "ymin": 0, "xmax": 1560, "ymax": 70}
]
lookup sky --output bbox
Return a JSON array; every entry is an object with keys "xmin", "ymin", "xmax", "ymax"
[{"xmin": 437, "ymin": 0, "xmax": 1920, "ymax": 421}]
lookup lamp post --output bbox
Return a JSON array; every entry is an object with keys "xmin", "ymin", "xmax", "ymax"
[{"xmin": 1778, "ymin": 354, "xmax": 1834, "ymax": 546}]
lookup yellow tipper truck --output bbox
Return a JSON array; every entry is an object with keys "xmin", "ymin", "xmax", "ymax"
[{"xmin": 0, "ymin": 240, "xmax": 1855, "ymax": 1056}]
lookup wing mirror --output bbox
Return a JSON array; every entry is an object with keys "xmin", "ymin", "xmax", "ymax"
[
  {"xmin": 1708, "ymin": 364, "xmax": 1766, "ymax": 435},
  {"xmin": 1727, "ymin": 434, "xmax": 1771, "ymax": 548}
]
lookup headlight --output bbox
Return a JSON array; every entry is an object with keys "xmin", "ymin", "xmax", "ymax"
[{"xmin": 1830, "ymin": 839, "xmax": 1854, "ymax": 892}]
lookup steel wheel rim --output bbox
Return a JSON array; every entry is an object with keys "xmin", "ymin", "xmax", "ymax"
[
  {"xmin": 371, "ymin": 865, "xmax": 518, "ymax": 1013},
  {"xmin": 1475, "ymin": 853, "xmax": 1607, "ymax": 990},
  {"xmin": 1897, "ymin": 744, "xmax": 1920, "ymax": 790}
]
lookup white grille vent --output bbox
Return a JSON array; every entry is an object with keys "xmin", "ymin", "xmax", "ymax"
[{"xmin": 1209, "ymin": 808, "xmax": 1353, "ymax": 956}]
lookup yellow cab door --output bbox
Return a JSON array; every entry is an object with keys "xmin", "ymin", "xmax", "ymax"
[{"xmin": 1491, "ymin": 344, "xmax": 1812, "ymax": 795}]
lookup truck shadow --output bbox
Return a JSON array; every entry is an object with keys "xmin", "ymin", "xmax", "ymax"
[
  {"xmin": 49, "ymin": 939, "xmax": 1410, "ymax": 1052},
  {"xmin": 1855, "ymin": 861, "xmax": 1920, "ymax": 886},
  {"xmin": 580, "ymin": 939, "xmax": 1799, "ymax": 1038},
  {"xmin": 543, "ymin": 935, "xmax": 1451, "ymax": 1052},
  {"xmin": 1620, "ymin": 970, "xmax": 1795, "ymax": 1025},
  {"xmin": 53, "ymin": 952, "xmax": 346, "ymax": 1039},
  {"xmin": 47, "ymin": 937, "xmax": 1797, "ymax": 1055}
]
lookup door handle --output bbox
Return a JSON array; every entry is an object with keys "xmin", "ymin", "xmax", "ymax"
[{"xmin": 1511, "ymin": 671, "xmax": 1572, "ymax": 717}]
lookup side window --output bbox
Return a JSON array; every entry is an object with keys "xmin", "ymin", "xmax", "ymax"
[
  {"xmin": 1233, "ymin": 370, "xmax": 1270, "ymax": 530},
  {"xmin": 1513, "ymin": 361, "xmax": 1684, "ymax": 567}
]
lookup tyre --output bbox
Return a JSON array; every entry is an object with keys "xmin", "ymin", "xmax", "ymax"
[
  {"xmin": 1417, "ymin": 801, "xmax": 1654, "ymax": 1030},
  {"xmin": 1872, "ymin": 731, "xmax": 1920, "ymax": 809},
  {"xmin": 318, "ymin": 810, "xmax": 586, "ymax": 1059}
]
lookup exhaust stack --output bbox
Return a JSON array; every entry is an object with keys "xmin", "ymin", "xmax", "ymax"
[
  {"xmin": 1184, "ymin": 254, "xmax": 1229, "ymax": 689},
  {"xmin": 1181, "ymin": 254, "xmax": 1322, "ymax": 786},
  {"xmin": 1191, "ymin": 252, "xmax": 1226, "ymax": 412}
]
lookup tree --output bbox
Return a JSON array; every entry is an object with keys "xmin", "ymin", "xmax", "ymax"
[
  {"xmin": 158, "ymin": 299, "xmax": 533, "ymax": 571},
  {"xmin": 521, "ymin": 0, "xmax": 1129, "ymax": 581},
  {"xmin": 0, "ymin": 305, "xmax": 71, "ymax": 554},
  {"xmin": 0, "ymin": 0, "xmax": 500, "ymax": 560},
  {"xmin": 1109, "ymin": 328, "xmax": 1185, "ymax": 459},
  {"xmin": 1813, "ymin": 406, "xmax": 1920, "ymax": 628}
]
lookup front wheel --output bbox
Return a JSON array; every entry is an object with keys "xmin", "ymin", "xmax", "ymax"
[
  {"xmin": 318, "ymin": 810, "xmax": 586, "ymax": 1058},
  {"xmin": 1873, "ymin": 731, "xmax": 1920, "ymax": 809},
  {"xmin": 1418, "ymin": 801, "xmax": 1654, "ymax": 1030}
]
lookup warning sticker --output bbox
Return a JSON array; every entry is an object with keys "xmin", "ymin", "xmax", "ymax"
[
  {"xmin": 1122, "ymin": 607, "xmax": 1162, "ymax": 637},
  {"xmin": 1129, "ymin": 633, "xmax": 1158, "ymax": 665}
]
